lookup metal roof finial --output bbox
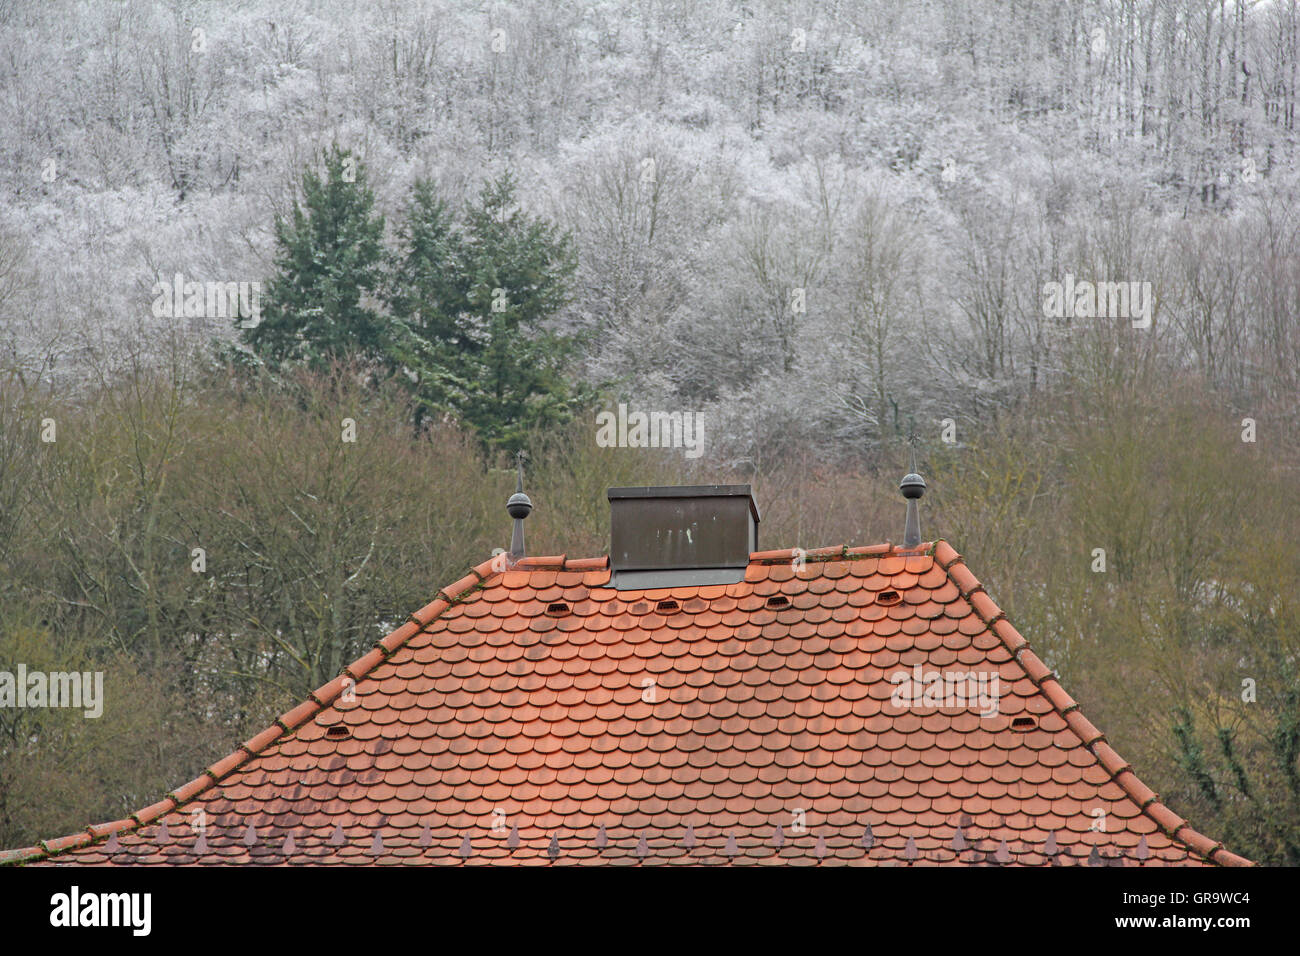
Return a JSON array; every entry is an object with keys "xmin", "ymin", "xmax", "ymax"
[
  {"xmin": 507, "ymin": 450, "xmax": 532, "ymax": 559},
  {"xmin": 900, "ymin": 432, "xmax": 926, "ymax": 549}
]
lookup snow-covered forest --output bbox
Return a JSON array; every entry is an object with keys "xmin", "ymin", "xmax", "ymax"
[
  {"xmin": 3, "ymin": 0, "xmax": 1300, "ymax": 451},
  {"xmin": 2, "ymin": 1, "xmax": 1300, "ymax": 864}
]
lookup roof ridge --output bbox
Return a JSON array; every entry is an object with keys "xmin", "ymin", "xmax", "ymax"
[
  {"xmin": 3, "ymin": 554, "xmax": 506, "ymax": 867},
  {"xmin": 480, "ymin": 545, "xmax": 920, "ymax": 570},
  {"xmin": 930, "ymin": 539, "xmax": 1252, "ymax": 868},
  {"xmin": 749, "ymin": 543, "xmax": 911, "ymax": 564}
]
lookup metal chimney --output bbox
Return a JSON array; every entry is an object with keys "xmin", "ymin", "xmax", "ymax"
[{"xmin": 607, "ymin": 485, "xmax": 760, "ymax": 589}]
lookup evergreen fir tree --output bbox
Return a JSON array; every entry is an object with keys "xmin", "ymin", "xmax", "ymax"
[
  {"xmin": 241, "ymin": 145, "xmax": 388, "ymax": 369},
  {"xmin": 391, "ymin": 173, "xmax": 585, "ymax": 451}
]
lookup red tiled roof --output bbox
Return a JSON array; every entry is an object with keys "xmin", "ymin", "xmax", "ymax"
[{"xmin": 5, "ymin": 540, "xmax": 1250, "ymax": 866}]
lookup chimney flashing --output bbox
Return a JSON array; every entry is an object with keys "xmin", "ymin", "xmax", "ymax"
[{"xmin": 611, "ymin": 567, "xmax": 749, "ymax": 589}]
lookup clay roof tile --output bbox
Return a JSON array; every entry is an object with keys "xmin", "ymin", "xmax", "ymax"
[{"xmin": 11, "ymin": 541, "xmax": 1245, "ymax": 868}]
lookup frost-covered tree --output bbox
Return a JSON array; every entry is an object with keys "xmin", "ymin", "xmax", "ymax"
[
  {"xmin": 389, "ymin": 173, "xmax": 584, "ymax": 452},
  {"xmin": 240, "ymin": 145, "xmax": 388, "ymax": 370}
]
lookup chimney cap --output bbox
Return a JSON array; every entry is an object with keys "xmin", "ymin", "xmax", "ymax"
[{"xmin": 607, "ymin": 484, "xmax": 760, "ymax": 521}]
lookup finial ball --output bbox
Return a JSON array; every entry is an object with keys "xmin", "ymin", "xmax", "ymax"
[
  {"xmin": 900, "ymin": 473, "xmax": 926, "ymax": 500},
  {"xmin": 507, "ymin": 491, "xmax": 533, "ymax": 519}
]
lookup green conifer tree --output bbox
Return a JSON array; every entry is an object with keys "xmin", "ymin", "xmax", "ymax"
[{"xmin": 241, "ymin": 145, "xmax": 388, "ymax": 369}]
